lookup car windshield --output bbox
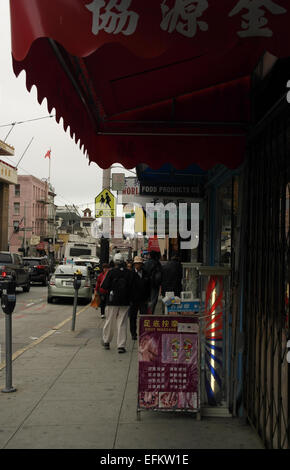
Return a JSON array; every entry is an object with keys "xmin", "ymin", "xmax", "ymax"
[
  {"xmin": 24, "ymin": 259, "xmax": 44, "ymax": 266},
  {"xmin": 55, "ymin": 265, "xmax": 88, "ymax": 276},
  {"xmin": 0, "ymin": 253, "xmax": 12, "ymax": 263},
  {"xmin": 75, "ymin": 261, "xmax": 92, "ymax": 267},
  {"xmin": 69, "ymin": 248, "xmax": 92, "ymax": 256}
]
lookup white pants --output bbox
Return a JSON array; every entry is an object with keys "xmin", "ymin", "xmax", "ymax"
[{"xmin": 102, "ymin": 305, "xmax": 128, "ymax": 348}]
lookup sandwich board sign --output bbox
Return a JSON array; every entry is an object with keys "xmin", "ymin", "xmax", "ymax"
[{"xmin": 95, "ymin": 188, "xmax": 115, "ymax": 218}]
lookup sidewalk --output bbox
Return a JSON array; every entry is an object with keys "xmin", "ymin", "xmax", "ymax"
[{"xmin": 0, "ymin": 304, "xmax": 264, "ymax": 449}]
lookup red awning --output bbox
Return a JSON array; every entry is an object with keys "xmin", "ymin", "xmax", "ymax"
[{"xmin": 9, "ymin": 0, "xmax": 290, "ymax": 170}]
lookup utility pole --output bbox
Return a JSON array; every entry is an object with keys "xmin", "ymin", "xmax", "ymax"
[
  {"xmin": 49, "ymin": 185, "xmax": 56, "ymax": 262},
  {"xmin": 53, "ymin": 205, "xmax": 56, "ymax": 251},
  {"xmin": 133, "ymin": 235, "xmax": 138, "ymax": 258},
  {"xmin": 23, "ymin": 201, "xmax": 26, "ymax": 256},
  {"xmin": 100, "ymin": 168, "xmax": 111, "ymax": 265}
]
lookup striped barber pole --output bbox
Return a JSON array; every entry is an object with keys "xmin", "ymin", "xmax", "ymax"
[{"xmin": 204, "ymin": 275, "xmax": 224, "ymax": 406}]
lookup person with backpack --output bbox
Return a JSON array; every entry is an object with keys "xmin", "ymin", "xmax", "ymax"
[
  {"xmin": 100, "ymin": 252, "xmax": 134, "ymax": 353},
  {"xmin": 128, "ymin": 256, "xmax": 151, "ymax": 340},
  {"xmin": 143, "ymin": 250, "xmax": 163, "ymax": 314},
  {"xmin": 95, "ymin": 263, "xmax": 110, "ymax": 319}
]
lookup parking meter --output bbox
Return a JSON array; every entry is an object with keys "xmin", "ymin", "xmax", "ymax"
[
  {"xmin": 0, "ymin": 275, "xmax": 16, "ymax": 315},
  {"xmin": 0, "ymin": 274, "xmax": 17, "ymax": 393},
  {"xmin": 71, "ymin": 270, "xmax": 82, "ymax": 331},
  {"xmin": 73, "ymin": 270, "xmax": 82, "ymax": 290}
]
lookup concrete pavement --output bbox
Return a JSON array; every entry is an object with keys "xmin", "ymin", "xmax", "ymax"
[{"xmin": 0, "ymin": 303, "xmax": 264, "ymax": 449}]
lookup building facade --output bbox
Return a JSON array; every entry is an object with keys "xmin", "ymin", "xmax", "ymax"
[
  {"xmin": 8, "ymin": 175, "xmax": 55, "ymax": 255},
  {"xmin": 0, "ymin": 139, "xmax": 16, "ymax": 251}
]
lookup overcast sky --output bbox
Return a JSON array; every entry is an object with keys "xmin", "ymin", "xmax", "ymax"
[{"xmin": 0, "ymin": 0, "xmax": 134, "ymax": 214}]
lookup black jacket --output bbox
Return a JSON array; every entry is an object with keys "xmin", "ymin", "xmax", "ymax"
[
  {"xmin": 101, "ymin": 266, "xmax": 134, "ymax": 306},
  {"xmin": 143, "ymin": 258, "xmax": 163, "ymax": 288},
  {"xmin": 161, "ymin": 260, "xmax": 183, "ymax": 297},
  {"xmin": 131, "ymin": 267, "xmax": 151, "ymax": 304}
]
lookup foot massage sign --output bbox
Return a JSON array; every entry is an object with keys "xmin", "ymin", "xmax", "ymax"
[{"xmin": 138, "ymin": 315, "xmax": 200, "ymax": 412}]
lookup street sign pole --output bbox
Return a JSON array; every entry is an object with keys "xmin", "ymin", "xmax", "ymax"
[
  {"xmin": 98, "ymin": 168, "xmax": 111, "ymax": 265},
  {"xmin": 2, "ymin": 313, "xmax": 17, "ymax": 393},
  {"xmin": 23, "ymin": 201, "xmax": 27, "ymax": 256},
  {"xmin": 71, "ymin": 290, "xmax": 78, "ymax": 332}
]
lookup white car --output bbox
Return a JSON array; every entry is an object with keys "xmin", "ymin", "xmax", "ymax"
[{"xmin": 47, "ymin": 264, "xmax": 93, "ymax": 304}]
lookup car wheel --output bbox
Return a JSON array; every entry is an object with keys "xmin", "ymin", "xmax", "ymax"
[
  {"xmin": 43, "ymin": 277, "xmax": 48, "ymax": 286},
  {"xmin": 47, "ymin": 297, "xmax": 53, "ymax": 303},
  {"xmin": 23, "ymin": 283, "xmax": 30, "ymax": 293}
]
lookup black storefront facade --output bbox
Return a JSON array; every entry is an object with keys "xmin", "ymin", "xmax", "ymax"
[
  {"xmin": 136, "ymin": 82, "xmax": 290, "ymax": 447},
  {"xmin": 236, "ymin": 57, "xmax": 290, "ymax": 449}
]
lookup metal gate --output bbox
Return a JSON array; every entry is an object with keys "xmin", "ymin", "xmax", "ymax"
[{"xmin": 241, "ymin": 108, "xmax": 290, "ymax": 449}]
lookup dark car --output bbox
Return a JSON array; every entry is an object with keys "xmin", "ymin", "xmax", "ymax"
[
  {"xmin": 23, "ymin": 257, "xmax": 51, "ymax": 286},
  {"xmin": 0, "ymin": 251, "xmax": 30, "ymax": 293}
]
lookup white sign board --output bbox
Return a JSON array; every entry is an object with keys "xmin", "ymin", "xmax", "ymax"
[
  {"xmin": 112, "ymin": 173, "xmax": 125, "ymax": 191},
  {"xmin": 118, "ymin": 177, "xmax": 153, "ymax": 206}
]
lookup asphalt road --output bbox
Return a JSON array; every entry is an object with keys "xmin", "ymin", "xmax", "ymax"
[{"xmin": 0, "ymin": 283, "xmax": 91, "ymax": 362}]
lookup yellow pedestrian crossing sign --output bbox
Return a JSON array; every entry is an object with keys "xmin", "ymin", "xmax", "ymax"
[{"xmin": 95, "ymin": 188, "xmax": 115, "ymax": 218}]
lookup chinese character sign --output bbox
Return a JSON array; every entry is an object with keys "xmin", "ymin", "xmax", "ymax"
[
  {"xmin": 85, "ymin": 0, "xmax": 287, "ymax": 41},
  {"xmin": 229, "ymin": 0, "xmax": 287, "ymax": 37},
  {"xmin": 138, "ymin": 315, "xmax": 200, "ymax": 411},
  {"xmin": 11, "ymin": 1, "xmax": 290, "ymax": 68},
  {"xmin": 160, "ymin": 0, "xmax": 209, "ymax": 38},
  {"xmin": 86, "ymin": 0, "xmax": 139, "ymax": 35}
]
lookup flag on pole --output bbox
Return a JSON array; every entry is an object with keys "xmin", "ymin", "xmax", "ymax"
[{"xmin": 44, "ymin": 149, "xmax": 51, "ymax": 159}]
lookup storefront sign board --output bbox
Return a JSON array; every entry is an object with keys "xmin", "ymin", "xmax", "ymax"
[
  {"xmin": 138, "ymin": 315, "xmax": 200, "ymax": 413},
  {"xmin": 140, "ymin": 182, "xmax": 202, "ymax": 198}
]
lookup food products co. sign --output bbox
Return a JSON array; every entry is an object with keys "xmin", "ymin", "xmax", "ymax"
[
  {"xmin": 119, "ymin": 178, "xmax": 203, "ymax": 202},
  {"xmin": 140, "ymin": 183, "xmax": 202, "ymax": 198}
]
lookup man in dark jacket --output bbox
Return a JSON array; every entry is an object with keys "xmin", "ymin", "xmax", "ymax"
[
  {"xmin": 161, "ymin": 256, "xmax": 183, "ymax": 297},
  {"xmin": 100, "ymin": 252, "xmax": 134, "ymax": 353},
  {"xmin": 143, "ymin": 250, "xmax": 163, "ymax": 314},
  {"xmin": 128, "ymin": 256, "xmax": 151, "ymax": 340}
]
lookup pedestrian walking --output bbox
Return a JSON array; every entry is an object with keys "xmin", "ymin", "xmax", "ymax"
[
  {"xmin": 126, "ymin": 260, "xmax": 133, "ymax": 270},
  {"xmin": 95, "ymin": 263, "xmax": 110, "ymax": 318},
  {"xmin": 100, "ymin": 252, "xmax": 134, "ymax": 353},
  {"xmin": 161, "ymin": 255, "xmax": 183, "ymax": 297},
  {"xmin": 143, "ymin": 250, "xmax": 163, "ymax": 314},
  {"xmin": 128, "ymin": 256, "xmax": 151, "ymax": 340}
]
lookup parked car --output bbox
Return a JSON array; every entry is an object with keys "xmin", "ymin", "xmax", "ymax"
[
  {"xmin": 47, "ymin": 264, "xmax": 93, "ymax": 304},
  {"xmin": 0, "ymin": 251, "xmax": 30, "ymax": 293},
  {"xmin": 23, "ymin": 257, "xmax": 51, "ymax": 286}
]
